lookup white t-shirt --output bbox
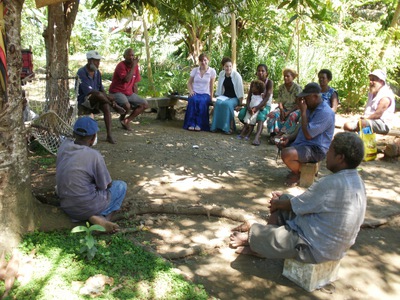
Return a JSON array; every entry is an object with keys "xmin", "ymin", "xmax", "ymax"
[{"xmin": 190, "ymin": 67, "xmax": 216, "ymax": 95}]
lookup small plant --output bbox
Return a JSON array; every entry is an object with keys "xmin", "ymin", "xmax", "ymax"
[{"xmin": 71, "ymin": 222, "xmax": 105, "ymax": 261}]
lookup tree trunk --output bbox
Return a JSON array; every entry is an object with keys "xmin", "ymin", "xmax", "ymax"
[
  {"xmin": 0, "ymin": 0, "xmax": 38, "ymax": 253},
  {"xmin": 230, "ymin": 12, "xmax": 237, "ymax": 71},
  {"xmin": 378, "ymin": 0, "xmax": 400, "ymax": 60},
  {"xmin": 142, "ymin": 8, "xmax": 155, "ymax": 96},
  {"xmin": 43, "ymin": 1, "xmax": 78, "ymax": 122}
]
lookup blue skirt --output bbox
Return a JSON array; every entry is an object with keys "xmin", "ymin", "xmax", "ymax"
[
  {"xmin": 210, "ymin": 97, "xmax": 239, "ymax": 133},
  {"xmin": 183, "ymin": 93, "xmax": 211, "ymax": 131}
]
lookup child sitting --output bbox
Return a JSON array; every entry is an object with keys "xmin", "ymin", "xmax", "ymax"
[{"xmin": 238, "ymin": 79, "xmax": 265, "ymax": 140}]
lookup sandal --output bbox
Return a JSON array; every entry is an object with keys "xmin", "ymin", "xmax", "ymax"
[{"xmin": 252, "ymin": 140, "xmax": 260, "ymax": 146}]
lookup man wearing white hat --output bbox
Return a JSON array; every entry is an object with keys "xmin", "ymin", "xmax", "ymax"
[
  {"xmin": 77, "ymin": 50, "xmax": 126, "ymax": 144},
  {"xmin": 344, "ymin": 69, "xmax": 395, "ymax": 134}
]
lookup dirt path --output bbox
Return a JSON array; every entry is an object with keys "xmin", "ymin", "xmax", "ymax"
[{"xmin": 31, "ymin": 106, "xmax": 400, "ymax": 299}]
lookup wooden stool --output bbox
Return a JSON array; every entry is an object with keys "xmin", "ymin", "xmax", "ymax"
[
  {"xmin": 299, "ymin": 162, "xmax": 320, "ymax": 187},
  {"xmin": 282, "ymin": 259, "xmax": 340, "ymax": 292}
]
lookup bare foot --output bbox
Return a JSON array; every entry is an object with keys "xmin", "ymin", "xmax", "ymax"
[
  {"xmin": 235, "ymin": 246, "xmax": 264, "ymax": 258},
  {"xmin": 120, "ymin": 119, "xmax": 132, "ymax": 131},
  {"xmin": 106, "ymin": 136, "xmax": 117, "ymax": 144},
  {"xmin": 89, "ymin": 215, "xmax": 120, "ymax": 233},
  {"xmin": 113, "ymin": 103, "xmax": 126, "ymax": 115},
  {"xmin": 229, "ymin": 231, "xmax": 249, "ymax": 248},
  {"xmin": 284, "ymin": 173, "xmax": 300, "ymax": 187},
  {"xmin": 231, "ymin": 220, "xmax": 254, "ymax": 232}
]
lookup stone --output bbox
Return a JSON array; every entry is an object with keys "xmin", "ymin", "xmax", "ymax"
[{"xmin": 282, "ymin": 259, "xmax": 340, "ymax": 292}]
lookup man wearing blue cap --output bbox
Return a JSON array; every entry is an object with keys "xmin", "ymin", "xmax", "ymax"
[
  {"xmin": 278, "ymin": 82, "xmax": 335, "ymax": 186},
  {"xmin": 77, "ymin": 50, "xmax": 126, "ymax": 144},
  {"xmin": 56, "ymin": 116, "xmax": 127, "ymax": 232}
]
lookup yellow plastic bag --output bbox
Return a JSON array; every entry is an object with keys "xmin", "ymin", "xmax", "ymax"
[{"xmin": 359, "ymin": 119, "xmax": 377, "ymax": 161}]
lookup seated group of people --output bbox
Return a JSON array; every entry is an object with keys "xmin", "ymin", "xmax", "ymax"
[
  {"xmin": 77, "ymin": 49, "xmax": 149, "ymax": 144},
  {"xmin": 56, "ymin": 51, "xmax": 395, "ymax": 268},
  {"xmin": 183, "ymin": 53, "xmax": 396, "ymax": 186}
]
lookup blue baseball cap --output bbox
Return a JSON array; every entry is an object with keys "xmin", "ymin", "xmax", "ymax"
[{"xmin": 73, "ymin": 117, "xmax": 99, "ymax": 136}]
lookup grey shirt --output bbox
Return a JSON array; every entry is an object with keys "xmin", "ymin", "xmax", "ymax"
[
  {"xmin": 287, "ymin": 169, "xmax": 367, "ymax": 263},
  {"xmin": 56, "ymin": 139, "xmax": 111, "ymax": 220}
]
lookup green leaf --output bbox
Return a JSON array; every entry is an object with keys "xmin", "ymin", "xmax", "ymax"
[
  {"xmin": 287, "ymin": 14, "xmax": 299, "ymax": 25},
  {"xmin": 88, "ymin": 225, "xmax": 106, "ymax": 232},
  {"xmin": 87, "ymin": 236, "xmax": 95, "ymax": 248},
  {"xmin": 278, "ymin": 1, "xmax": 291, "ymax": 9},
  {"xmin": 287, "ymin": 0, "xmax": 299, "ymax": 10},
  {"xmin": 305, "ymin": 0, "xmax": 318, "ymax": 12},
  {"xmin": 71, "ymin": 226, "xmax": 88, "ymax": 233}
]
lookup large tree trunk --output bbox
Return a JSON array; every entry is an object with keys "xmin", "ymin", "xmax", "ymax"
[
  {"xmin": 43, "ymin": 0, "xmax": 78, "ymax": 121},
  {"xmin": 379, "ymin": 0, "xmax": 400, "ymax": 60},
  {"xmin": 230, "ymin": 12, "xmax": 236, "ymax": 71},
  {"xmin": 142, "ymin": 8, "xmax": 155, "ymax": 96},
  {"xmin": 0, "ymin": 0, "xmax": 38, "ymax": 253}
]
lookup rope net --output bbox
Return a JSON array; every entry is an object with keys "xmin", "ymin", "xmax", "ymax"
[{"xmin": 23, "ymin": 74, "xmax": 78, "ymax": 155}]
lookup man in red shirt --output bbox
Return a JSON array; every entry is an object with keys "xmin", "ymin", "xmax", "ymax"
[{"xmin": 109, "ymin": 48, "xmax": 149, "ymax": 131}]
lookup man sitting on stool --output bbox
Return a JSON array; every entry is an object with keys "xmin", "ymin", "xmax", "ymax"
[
  {"xmin": 230, "ymin": 132, "xmax": 366, "ymax": 264},
  {"xmin": 278, "ymin": 82, "xmax": 335, "ymax": 187}
]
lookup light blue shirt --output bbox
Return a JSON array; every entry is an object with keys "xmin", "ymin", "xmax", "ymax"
[
  {"xmin": 292, "ymin": 100, "xmax": 335, "ymax": 154},
  {"xmin": 287, "ymin": 169, "xmax": 367, "ymax": 263}
]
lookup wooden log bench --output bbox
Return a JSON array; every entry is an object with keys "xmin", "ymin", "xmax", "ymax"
[
  {"xmin": 146, "ymin": 95, "xmax": 189, "ymax": 120},
  {"xmin": 299, "ymin": 162, "xmax": 320, "ymax": 188},
  {"xmin": 282, "ymin": 258, "xmax": 341, "ymax": 292}
]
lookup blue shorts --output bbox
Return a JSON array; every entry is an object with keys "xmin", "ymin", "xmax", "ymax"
[
  {"xmin": 101, "ymin": 180, "xmax": 127, "ymax": 216},
  {"xmin": 292, "ymin": 145, "xmax": 326, "ymax": 163}
]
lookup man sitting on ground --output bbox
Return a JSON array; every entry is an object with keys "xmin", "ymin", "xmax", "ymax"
[
  {"xmin": 230, "ymin": 132, "xmax": 367, "ymax": 264},
  {"xmin": 343, "ymin": 69, "xmax": 395, "ymax": 134},
  {"xmin": 77, "ymin": 50, "xmax": 126, "ymax": 144},
  {"xmin": 109, "ymin": 48, "xmax": 149, "ymax": 131},
  {"xmin": 279, "ymin": 82, "xmax": 335, "ymax": 186},
  {"xmin": 56, "ymin": 116, "xmax": 127, "ymax": 232}
]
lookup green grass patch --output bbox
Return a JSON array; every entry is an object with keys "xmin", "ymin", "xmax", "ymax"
[{"xmin": 3, "ymin": 231, "xmax": 208, "ymax": 300}]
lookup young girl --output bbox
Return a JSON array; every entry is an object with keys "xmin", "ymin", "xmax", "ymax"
[{"xmin": 237, "ymin": 80, "xmax": 265, "ymax": 140}]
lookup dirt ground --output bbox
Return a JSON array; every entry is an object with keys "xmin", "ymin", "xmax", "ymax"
[{"xmin": 31, "ymin": 104, "xmax": 400, "ymax": 300}]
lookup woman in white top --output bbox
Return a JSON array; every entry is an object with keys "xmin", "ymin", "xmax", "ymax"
[{"xmin": 183, "ymin": 53, "xmax": 216, "ymax": 131}]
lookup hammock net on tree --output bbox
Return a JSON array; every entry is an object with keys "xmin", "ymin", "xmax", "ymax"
[{"xmin": 23, "ymin": 74, "xmax": 79, "ymax": 155}]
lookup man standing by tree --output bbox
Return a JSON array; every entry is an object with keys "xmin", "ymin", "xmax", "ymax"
[
  {"xmin": 343, "ymin": 69, "xmax": 395, "ymax": 134},
  {"xmin": 109, "ymin": 48, "xmax": 149, "ymax": 131},
  {"xmin": 77, "ymin": 50, "xmax": 126, "ymax": 144}
]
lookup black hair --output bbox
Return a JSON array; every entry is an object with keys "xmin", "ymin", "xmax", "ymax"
[
  {"xmin": 256, "ymin": 64, "xmax": 268, "ymax": 76},
  {"xmin": 318, "ymin": 69, "xmax": 333, "ymax": 81},
  {"xmin": 331, "ymin": 132, "xmax": 364, "ymax": 169}
]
